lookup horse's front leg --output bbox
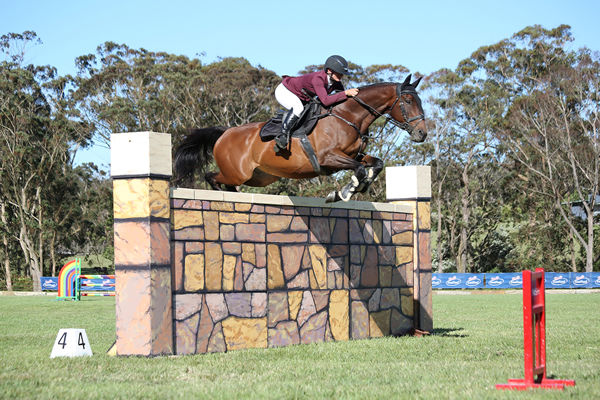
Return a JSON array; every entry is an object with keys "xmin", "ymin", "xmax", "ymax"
[
  {"xmin": 356, "ymin": 155, "xmax": 384, "ymax": 194},
  {"xmin": 320, "ymin": 151, "xmax": 367, "ymax": 203}
]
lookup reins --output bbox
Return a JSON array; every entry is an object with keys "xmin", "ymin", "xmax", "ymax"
[{"xmin": 303, "ymin": 83, "xmax": 425, "ymax": 160}]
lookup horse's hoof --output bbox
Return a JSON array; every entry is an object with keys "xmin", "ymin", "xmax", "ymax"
[{"xmin": 325, "ymin": 191, "xmax": 339, "ymax": 203}]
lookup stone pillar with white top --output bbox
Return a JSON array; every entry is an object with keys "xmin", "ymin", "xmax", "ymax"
[
  {"xmin": 386, "ymin": 166, "xmax": 433, "ymax": 333},
  {"xmin": 111, "ymin": 131, "xmax": 173, "ymax": 355}
]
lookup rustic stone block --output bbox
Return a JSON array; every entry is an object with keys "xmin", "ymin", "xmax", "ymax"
[
  {"xmin": 290, "ymin": 216, "xmax": 309, "ymax": 231},
  {"xmin": 222, "ymin": 255, "xmax": 236, "ymax": 291},
  {"xmin": 380, "ymin": 288, "xmax": 400, "ymax": 309},
  {"xmin": 360, "ymin": 246, "xmax": 379, "ymax": 287},
  {"xmin": 308, "ymin": 245, "xmax": 328, "ymax": 290},
  {"xmin": 379, "ymin": 266, "xmax": 393, "ymax": 287},
  {"xmin": 206, "ymin": 293, "xmax": 228, "ymax": 323},
  {"xmin": 236, "ymin": 224, "xmax": 266, "ymax": 242},
  {"xmin": 203, "ymin": 211, "xmax": 219, "ymax": 240},
  {"xmin": 281, "ymin": 245, "xmax": 304, "ymax": 281},
  {"xmin": 396, "ymin": 246, "xmax": 413, "ymax": 265},
  {"xmin": 417, "ymin": 201, "xmax": 430, "ymax": 230},
  {"xmin": 300, "ymin": 311, "xmax": 327, "ymax": 344},
  {"xmin": 297, "ymin": 291, "xmax": 316, "ymax": 326},
  {"xmin": 245, "ymin": 267, "xmax": 266, "ymax": 291},
  {"xmin": 184, "ymin": 254, "xmax": 204, "ymax": 292},
  {"xmin": 175, "ymin": 315, "xmax": 199, "ymax": 355},
  {"xmin": 392, "ymin": 231, "xmax": 413, "ymax": 245},
  {"xmin": 329, "ymin": 290, "xmax": 349, "ymax": 341},
  {"xmin": 220, "ymin": 212, "xmax": 249, "ymax": 224},
  {"xmin": 221, "ymin": 316, "xmax": 267, "ymax": 350},
  {"xmin": 204, "ymin": 243, "xmax": 222, "ymax": 291},
  {"xmin": 331, "ymin": 219, "xmax": 348, "ymax": 243},
  {"xmin": 196, "ymin": 296, "xmax": 213, "ymax": 353},
  {"xmin": 207, "ymin": 322, "xmax": 226, "ymax": 353},
  {"xmin": 250, "ymin": 213, "xmax": 266, "ymax": 223},
  {"xmin": 173, "ymin": 242, "xmax": 184, "ymax": 292},
  {"xmin": 173, "ymin": 209, "xmax": 203, "ymax": 231},
  {"xmin": 268, "ymin": 292, "xmax": 289, "ymax": 327},
  {"xmin": 349, "ymin": 219, "xmax": 364, "ymax": 244},
  {"xmin": 370, "ymin": 309, "xmax": 391, "ymax": 337},
  {"xmin": 391, "ymin": 309, "xmax": 413, "ymax": 335},
  {"xmin": 251, "ymin": 293, "xmax": 267, "ymax": 318},
  {"xmin": 235, "ymin": 203, "xmax": 252, "ymax": 212},
  {"xmin": 211, "ymin": 201, "xmax": 234, "ymax": 211},
  {"xmin": 222, "ymin": 242, "xmax": 241, "ymax": 255},
  {"xmin": 288, "ymin": 291, "xmax": 303, "ymax": 320},
  {"xmin": 186, "ymin": 242, "xmax": 204, "ymax": 253},
  {"xmin": 113, "ymin": 178, "xmax": 169, "ymax": 219},
  {"xmin": 351, "ymin": 301, "xmax": 369, "ymax": 339},
  {"xmin": 310, "ymin": 217, "xmax": 331, "ymax": 243},
  {"xmin": 312, "ymin": 291, "xmax": 329, "ymax": 311},
  {"xmin": 220, "ymin": 224, "xmax": 235, "ymax": 241},
  {"xmin": 267, "ymin": 244, "xmax": 285, "ymax": 289},
  {"xmin": 401, "ymin": 288, "xmax": 414, "ymax": 317},
  {"xmin": 267, "ymin": 215, "xmax": 292, "ymax": 232},
  {"xmin": 269, "ymin": 321, "xmax": 300, "ymax": 348},
  {"xmin": 225, "ymin": 293, "xmax": 252, "ymax": 317}
]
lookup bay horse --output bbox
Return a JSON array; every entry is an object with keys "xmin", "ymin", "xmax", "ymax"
[{"xmin": 174, "ymin": 74, "xmax": 426, "ymax": 202}]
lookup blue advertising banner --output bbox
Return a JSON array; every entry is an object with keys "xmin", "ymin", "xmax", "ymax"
[
  {"xmin": 433, "ymin": 272, "xmax": 600, "ymax": 289},
  {"xmin": 79, "ymin": 278, "xmax": 115, "ymax": 291},
  {"xmin": 570, "ymin": 272, "xmax": 596, "ymax": 288},
  {"xmin": 431, "ymin": 273, "xmax": 484, "ymax": 289},
  {"xmin": 40, "ymin": 277, "xmax": 59, "ymax": 291},
  {"xmin": 591, "ymin": 273, "xmax": 600, "ymax": 288},
  {"xmin": 545, "ymin": 272, "xmax": 571, "ymax": 289},
  {"xmin": 484, "ymin": 273, "xmax": 523, "ymax": 289}
]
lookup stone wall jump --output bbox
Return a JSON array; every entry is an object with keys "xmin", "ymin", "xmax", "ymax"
[{"xmin": 111, "ymin": 131, "xmax": 432, "ymax": 356}]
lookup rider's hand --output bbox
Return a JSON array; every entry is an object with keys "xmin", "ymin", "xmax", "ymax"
[{"xmin": 345, "ymin": 88, "xmax": 359, "ymax": 97}]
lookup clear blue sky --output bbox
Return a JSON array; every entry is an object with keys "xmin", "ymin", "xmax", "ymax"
[{"xmin": 3, "ymin": 0, "xmax": 599, "ymax": 170}]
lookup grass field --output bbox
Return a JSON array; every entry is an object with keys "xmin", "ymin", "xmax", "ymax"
[{"xmin": 1, "ymin": 292, "xmax": 598, "ymax": 399}]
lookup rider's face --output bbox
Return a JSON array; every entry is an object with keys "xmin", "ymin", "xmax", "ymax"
[{"xmin": 330, "ymin": 71, "xmax": 343, "ymax": 82}]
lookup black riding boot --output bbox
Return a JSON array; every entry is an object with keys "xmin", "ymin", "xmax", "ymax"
[{"xmin": 274, "ymin": 111, "xmax": 299, "ymax": 153}]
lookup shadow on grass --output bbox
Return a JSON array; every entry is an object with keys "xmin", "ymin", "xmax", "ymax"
[{"xmin": 432, "ymin": 327, "xmax": 468, "ymax": 337}]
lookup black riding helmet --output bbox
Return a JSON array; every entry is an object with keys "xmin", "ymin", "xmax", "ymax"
[{"xmin": 324, "ymin": 55, "xmax": 350, "ymax": 75}]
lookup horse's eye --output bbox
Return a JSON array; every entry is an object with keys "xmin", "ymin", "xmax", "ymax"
[{"xmin": 405, "ymin": 98, "xmax": 412, "ymax": 105}]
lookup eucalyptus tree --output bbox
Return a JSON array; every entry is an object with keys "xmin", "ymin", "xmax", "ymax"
[
  {"xmin": 466, "ymin": 25, "xmax": 599, "ymax": 272},
  {"xmin": 0, "ymin": 32, "xmax": 90, "ymax": 289}
]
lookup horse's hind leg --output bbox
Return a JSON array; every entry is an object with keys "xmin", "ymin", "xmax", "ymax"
[{"xmin": 205, "ymin": 172, "xmax": 238, "ymax": 192}]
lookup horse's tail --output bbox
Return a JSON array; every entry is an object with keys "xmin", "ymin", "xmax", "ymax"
[{"xmin": 173, "ymin": 127, "xmax": 229, "ymax": 186}]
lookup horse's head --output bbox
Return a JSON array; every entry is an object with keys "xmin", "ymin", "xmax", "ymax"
[{"xmin": 389, "ymin": 74, "xmax": 427, "ymax": 142}]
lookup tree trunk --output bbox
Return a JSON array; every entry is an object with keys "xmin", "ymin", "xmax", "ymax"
[
  {"xmin": 457, "ymin": 168, "xmax": 470, "ymax": 273},
  {"xmin": 586, "ymin": 209, "xmax": 594, "ymax": 273},
  {"xmin": 1, "ymin": 203, "xmax": 12, "ymax": 291},
  {"xmin": 50, "ymin": 232, "xmax": 57, "ymax": 276},
  {"xmin": 570, "ymin": 231, "xmax": 577, "ymax": 272},
  {"xmin": 435, "ymin": 181, "xmax": 444, "ymax": 273}
]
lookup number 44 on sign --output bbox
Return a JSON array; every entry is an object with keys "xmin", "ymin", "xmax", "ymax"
[{"xmin": 50, "ymin": 328, "xmax": 93, "ymax": 358}]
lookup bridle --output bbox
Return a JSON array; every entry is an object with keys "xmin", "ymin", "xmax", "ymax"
[{"xmin": 350, "ymin": 84, "xmax": 425, "ymax": 134}]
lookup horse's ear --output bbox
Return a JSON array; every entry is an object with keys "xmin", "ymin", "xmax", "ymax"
[
  {"xmin": 403, "ymin": 74, "xmax": 412, "ymax": 85},
  {"xmin": 413, "ymin": 76, "xmax": 422, "ymax": 88}
]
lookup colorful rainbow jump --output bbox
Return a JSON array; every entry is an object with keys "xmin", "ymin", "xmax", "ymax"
[{"xmin": 56, "ymin": 260, "xmax": 115, "ymax": 300}]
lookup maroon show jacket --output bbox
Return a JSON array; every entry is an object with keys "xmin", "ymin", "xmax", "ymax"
[{"xmin": 282, "ymin": 69, "xmax": 347, "ymax": 107}]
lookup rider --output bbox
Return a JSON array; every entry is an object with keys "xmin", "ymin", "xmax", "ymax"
[{"xmin": 273, "ymin": 55, "xmax": 360, "ymax": 153}]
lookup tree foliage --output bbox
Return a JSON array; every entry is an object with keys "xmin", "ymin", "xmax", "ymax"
[{"xmin": 1, "ymin": 25, "xmax": 598, "ymax": 291}]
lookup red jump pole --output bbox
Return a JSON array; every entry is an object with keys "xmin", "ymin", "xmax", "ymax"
[{"xmin": 496, "ymin": 268, "xmax": 575, "ymax": 390}]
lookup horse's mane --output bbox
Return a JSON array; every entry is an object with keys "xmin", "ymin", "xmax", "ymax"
[{"xmin": 357, "ymin": 82, "xmax": 396, "ymax": 91}]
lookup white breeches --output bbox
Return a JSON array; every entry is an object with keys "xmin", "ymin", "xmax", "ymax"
[{"xmin": 275, "ymin": 83, "xmax": 304, "ymax": 117}]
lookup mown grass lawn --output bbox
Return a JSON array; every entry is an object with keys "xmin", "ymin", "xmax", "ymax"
[{"xmin": 1, "ymin": 292, "xmax": 598, "ymax": 399}]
